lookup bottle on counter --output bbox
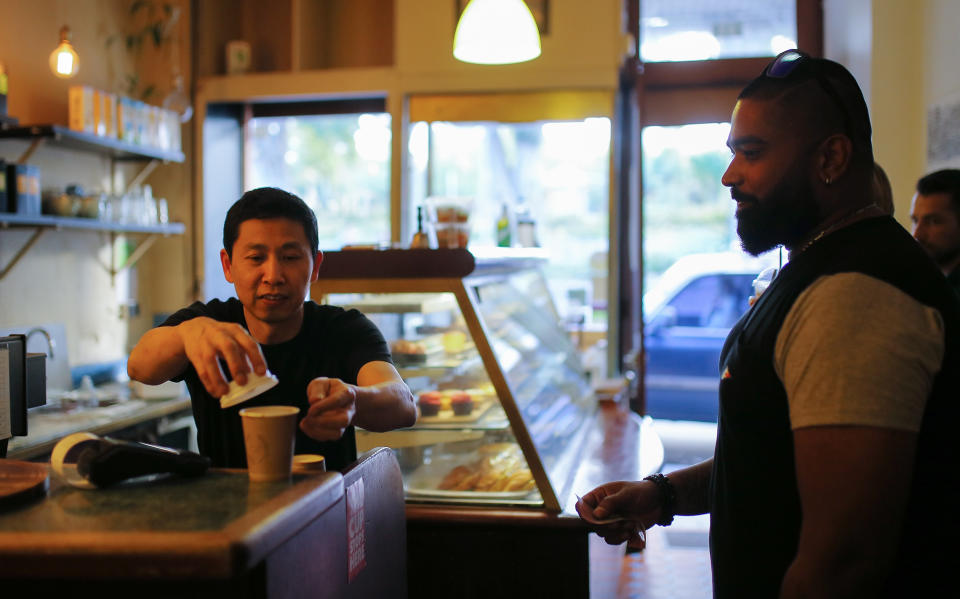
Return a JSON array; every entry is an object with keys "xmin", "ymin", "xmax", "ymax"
[
  {"xmin": 411, "ymin": 205, "xmax": 431, "ymax": 248},
  {"xmin": 514, "ymin": 203, "xmax": 539, "ymax": 247},
  {"xmin": 0, "ymin": 60, "xmax": 8, "ymax": 117},
  {"xmin": 496, "ymin": 203, "xmax": 512, "ymax": 247}
]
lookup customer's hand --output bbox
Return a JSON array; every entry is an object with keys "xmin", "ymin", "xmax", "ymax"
[
  {"xmin": 580, "ymin": 480, "xmax": 663, "ymax": 545},
  {"xmin": 300, "ymin": 377, "xmax": 358, "ymax": 441},
  {"xmin": 178, "ymin": 317, "xmax": 267, "ymax": 398}
]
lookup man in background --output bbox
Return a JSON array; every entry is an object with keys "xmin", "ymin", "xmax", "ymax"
[{"xmin": 911, "ymin": 168, "xmax": 960, "ymax": 295}]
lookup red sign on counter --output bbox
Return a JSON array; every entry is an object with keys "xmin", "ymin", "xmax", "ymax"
[{"xmin": 346, "ymin": 477, "xmax": 366, "ymax": 581}]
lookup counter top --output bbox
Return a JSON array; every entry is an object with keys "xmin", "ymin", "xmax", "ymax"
[
  {"xmin": 7, "ymin": 383, "xmax": 191, "ymax": 460},
  {"xmin": 317, "ymin": 247, "xmax": 551, "ymax": 280},
  {"xmin": 0, "ymin": 467, "xmax": 343, "ymax": 579}
]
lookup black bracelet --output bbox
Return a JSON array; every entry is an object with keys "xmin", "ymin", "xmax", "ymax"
[{"xmin": 644, "ymin": 473, "xmax": 677, "ymax": 527}]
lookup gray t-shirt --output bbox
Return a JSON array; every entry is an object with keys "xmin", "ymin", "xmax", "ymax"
[{"xmin": 774, "ymin": 272, "xmax": 944, "ymax": 432}]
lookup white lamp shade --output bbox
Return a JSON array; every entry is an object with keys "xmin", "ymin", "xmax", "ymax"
[{"xmin": 454, "ymin": 0, "xmax": 542, "ymax": 65}]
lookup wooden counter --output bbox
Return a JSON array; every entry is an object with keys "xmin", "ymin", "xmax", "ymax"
[
  {"xmin": 405, "ymin": 401, "xmax": 663, "ymax": 598},
  {"xmin": 0, "ymin": 447, "xmax": 407, "ymax": 599}
]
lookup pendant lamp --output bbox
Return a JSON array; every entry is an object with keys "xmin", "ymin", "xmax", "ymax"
[
  {"xmin": 49, "ymin": 26, "xmax": 79, "ymax": 79},
  {"xmin": 454, "ymin": 0, "xmax": 542, "ymax": 65}
]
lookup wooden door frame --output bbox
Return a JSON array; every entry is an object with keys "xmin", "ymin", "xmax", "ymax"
[{"xmin": 616, "ymin": 0, "xmax": 823, "ymax": 414}]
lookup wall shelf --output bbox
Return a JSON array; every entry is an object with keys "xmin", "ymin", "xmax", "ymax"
[
  {"xmin": 0, "ymin": 122, "xmax": 186, "ymax": 283},
  {"xmin": 0, "ymin": 215, "xmax": 185, "ymax": 282},
  {"xmin": 0, "ymin": 213, "xmax": 185, "ymax": 235},
  {"xmin": 0, "ymin": 125, "xmax": 185, "ymax": 163}
]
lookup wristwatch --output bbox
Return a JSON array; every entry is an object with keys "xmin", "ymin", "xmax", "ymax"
[{"xmin": 643, "ymin": 473, "xmax": 677, "ymax": 526}]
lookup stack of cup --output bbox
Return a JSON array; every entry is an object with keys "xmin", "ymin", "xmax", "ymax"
[{"xmin": 426, "ymin": 196, "xmax": 472, "ymax": 248}]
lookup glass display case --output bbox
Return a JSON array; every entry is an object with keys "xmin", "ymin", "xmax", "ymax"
[{"xmin": 312, "ymin": 248, "xmax": 596, "ymax": 511}]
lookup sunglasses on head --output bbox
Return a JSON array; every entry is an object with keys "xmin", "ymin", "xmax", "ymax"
[{"xmin": 764, "ymin": 49, "xmax": 853, "ymax": 138}]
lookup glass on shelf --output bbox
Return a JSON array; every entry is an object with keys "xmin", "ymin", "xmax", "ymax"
[
  {"xmin": 142, "ymin": 187, "xmax": 158, "ymax": 226},
  {"xmin": 96, "ymin": 193, "xmax": 111, "ymax": 222},
  {"xmin": 157, "ymin": 198, "xmax": 169, "ymax": 225}
]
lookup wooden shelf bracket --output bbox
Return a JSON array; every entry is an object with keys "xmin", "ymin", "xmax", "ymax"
[
  {"xmin": 0, "ymin": 227, "xmax": 45, "ymax": 281},
  {"xmin": 106, "ymin": 232, "xmax": 161, "ymax": 282}
]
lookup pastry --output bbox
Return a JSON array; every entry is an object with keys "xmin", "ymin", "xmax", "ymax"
[
  {"xmin": 391, "ymin": 339, "xmax": 426, "ymax": 354},
  {"xmin": 504, "ymin": 469, "xmax": 535, "ymax": 491},
  {"xmin": 451, "ymin": 470, "xmax": 483, "ymax": 491},
  {"xmin": 488, "ymin": 475, "xmax": 511, "ymax": 492},
  {"xmin": 474, "ymin": 471, "xmax": 507, "ymax": 491},
  {"xmin": 438, "ymin": 390, "xmax": 455, "ymax": 411},
  {"xmin": 477, "ymin": 442, "xmax": 516, "ymax": 457},
  {"xmin": 434, "ymin": 442, "xmax": 533, "ymax": 493},
  {"xmin": 418, "ymin": 392, "xmax": 442, "ymax": 416},
  {"xmin": 391, "ymin": 339, "xmax": 428, "ymax": 365},
  {"xmin": 450, "ymin": 392, "xmax": 474, "ymax": 415},
  {"xmin": 442, "ymin": 330, "xmax": 468, "ymax": 353},
  {"xmin": 466, "ymin": 385, "xmax": 496, "ymax": 403},
  {"xmin": 438, "ymin": 465, "xmax": 471, "ymax": 490}
]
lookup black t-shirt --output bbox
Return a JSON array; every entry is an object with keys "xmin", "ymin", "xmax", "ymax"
[{"xmin": 162, "ymin": 298, "xmax": 392, "ymax": 471}]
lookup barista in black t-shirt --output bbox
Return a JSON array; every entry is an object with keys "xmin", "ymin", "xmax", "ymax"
[{"xmin": 127, "ymin": 187, "xmax": 416, "ymax": 470}]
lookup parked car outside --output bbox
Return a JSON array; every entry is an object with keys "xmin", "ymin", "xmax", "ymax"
[{"xmin": 642, "ymin": 251, "xmax": 780, "ymax": 422}]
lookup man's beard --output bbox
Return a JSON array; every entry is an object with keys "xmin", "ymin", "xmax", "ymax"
[{"xmin": 734, "ymin": 173, "xmax": 820, "ymax": 256}]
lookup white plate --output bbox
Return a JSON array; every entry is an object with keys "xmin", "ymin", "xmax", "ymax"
[{"xmin": 405, "ymin": 453, "xmax": 533, "ymax": 499}]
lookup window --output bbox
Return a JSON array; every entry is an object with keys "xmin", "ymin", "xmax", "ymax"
[
  {"xmin": 640, "ymin": 0, "xmax": 798, "ymax": 62},
  {"xmin": 642, "ymin": 123, "xmax": 736, "ymax": 291},
  {"xmin": 202, "ymin": 99, "xmax": 391, "ymax": 301},
  {"xmin": 624, "ymin": 0, "xmax": 820, "ymax": 420},
  {"xmin": 666, "ymin": 274, "xmax": 755, "ymax": 329},
  {"xmin": 408, "ymin": 119, "xmax": 610, "ymax": 325},
  {"xmin": 247, "ymin": 105, "xmax": 391, "ymax": 251},
  {"xmin": 407, "ymin": 92, "xmax": 614, "ymax": 330}
]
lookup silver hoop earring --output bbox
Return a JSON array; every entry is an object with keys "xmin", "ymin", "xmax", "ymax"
[{"xmin": 824, "ymin": 177, "xmax": 832, "ymax": 185}]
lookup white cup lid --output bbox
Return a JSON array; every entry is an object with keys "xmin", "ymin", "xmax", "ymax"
[{"xmin": 219, "ymin": 371, "xmax": 279, "ymax": 409}]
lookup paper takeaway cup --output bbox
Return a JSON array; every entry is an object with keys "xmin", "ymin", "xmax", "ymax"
[{"xmin": 239, "ymin": 406, "xmax": 300, "ymax": 482}]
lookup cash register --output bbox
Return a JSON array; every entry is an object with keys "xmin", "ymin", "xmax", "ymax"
[{"xmin": 0, "ymin": 334, "xmax": 46, "ymax": 458}]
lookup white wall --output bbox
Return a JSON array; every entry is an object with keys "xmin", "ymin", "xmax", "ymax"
[
  {"xmin": 395, "ymin": 0, "xmax": 624, "ymax": 89},
  {"xmin": 825, "ymin": 0, "xmax": 928, "ymax": 226},
  {"xmin": 824, "ymin": 0, "xmax": 873, "ymax": 105},
  {"xmin": 870, "ymin": 0, "xmax": 926, "ymax": 224},
  {"xmin": 924, "ymin": 0, "xmax": 960, "ymax": 172}
]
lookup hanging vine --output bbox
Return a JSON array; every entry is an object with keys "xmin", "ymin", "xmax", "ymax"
[{"xmin": 106, "ymin": 0, "xmax": 178, "ymax": 102}]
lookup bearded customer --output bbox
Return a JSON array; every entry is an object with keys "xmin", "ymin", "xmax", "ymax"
[
  {"xmin": 579, "ymin": 50, "xmax": 959, "ymax": 597},
  {"xmin": 911, "ymin": 168, "xmax": 960, "ymax": 296}
]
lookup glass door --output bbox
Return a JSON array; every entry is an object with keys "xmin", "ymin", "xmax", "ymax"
[{"xmin": 627, "ymin": 0, "xmax": 820, "ymax": 423}]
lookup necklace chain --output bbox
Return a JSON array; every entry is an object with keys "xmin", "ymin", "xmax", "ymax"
[{"xmin": 794, "ymin": 203, "xmax": 880, "ymax": 255}]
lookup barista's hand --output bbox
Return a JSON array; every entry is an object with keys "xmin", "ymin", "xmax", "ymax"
[
  {"xmin": 301, "ymin": 377, "xmax": 358, "ymax": 441},
  {"xmin": 580, "ymin": 480, "xmax": 662, "ymax": 545},
  {"xmin": 177, "ymin": 317, "xmax": 267, "ymax": 398}
]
